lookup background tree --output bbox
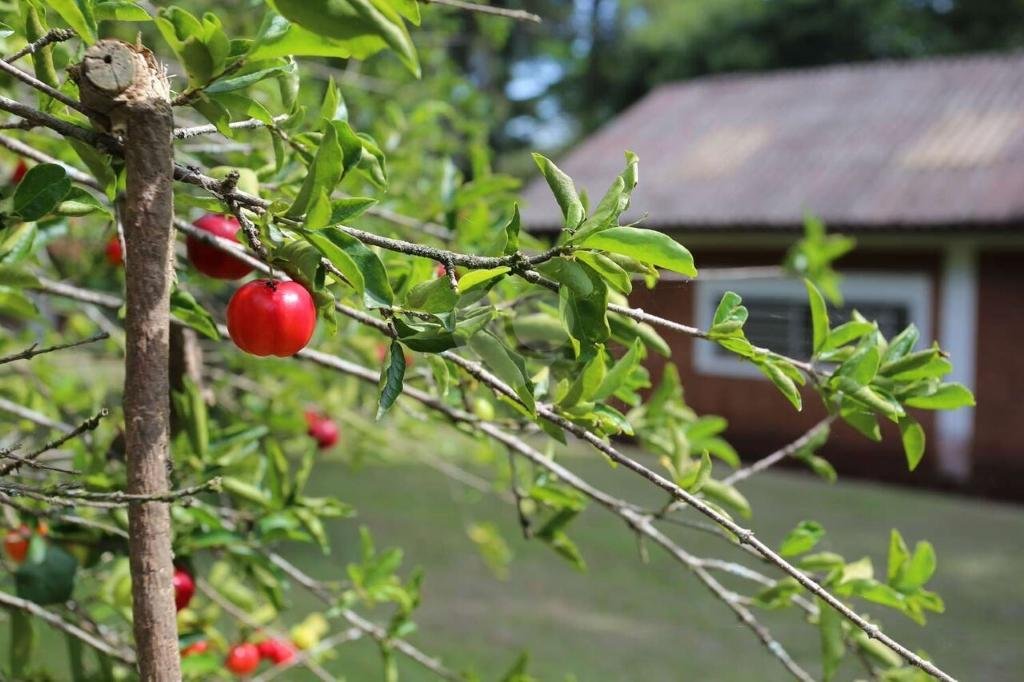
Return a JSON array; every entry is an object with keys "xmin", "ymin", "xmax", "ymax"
[{"xmin": 0, "ymin": 1, "xmax": 976, "ymax": 680}]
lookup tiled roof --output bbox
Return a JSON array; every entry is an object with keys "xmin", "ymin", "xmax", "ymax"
[{"xmin": 520, "ymin": 53, "xmax": 1024, "ymax": 232}]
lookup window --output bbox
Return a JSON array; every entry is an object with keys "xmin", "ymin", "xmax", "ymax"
[{"xmin": 693, "ymin": 272, "xmax": 932, "ymax": 378}]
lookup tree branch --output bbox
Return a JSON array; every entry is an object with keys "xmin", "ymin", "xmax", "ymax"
[
  {"xmin": 173, "ymin": 114, "xmax": 289, "ymax": 140},
  {"xmin": 5, "ymin": 28, "xmax": 76, "ymax": 64},
  {"xmin": 0, "ymin": 590, "xmax": 136, "ymax": 664},
  {"xmin": 420, "ymin": 0, "xmax": 541, "ymax": 23},
  {"xmin": 0, "ymin": 332, "xmax": 109, "ymax": 366},
  {"xmin": 0, "ymin": 409, "xmax": 107, "ymax": 477}
]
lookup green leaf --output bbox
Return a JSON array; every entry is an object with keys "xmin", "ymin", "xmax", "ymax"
[
  {"xmin": 580, "ymin": 227, "xmax": 697, "ymax": 277},
  {"xmin": 700, "ymin": 479, "xmax": 751, "ymax": 518},
  {"xmin": 593, "ymin": 338, "xmax": 644, "ymax": 402},
  {"xmin": 458, "ymin": 266, "xmax": 510, "ymax": 293},
  {"xmin": 469, "ymin": 332, "xmax": 535, "ymax": 413},
  {"xmin": 303, "ymin": 226, "xmax": 394, "ymax": 308},
  {"xmin": 15, "ymin": 539, "xmax": 77, "ymax": 605},
  {"xmin": 806, "ymin": 279, "xmax": 829, "ymax": 354},
  {"xmin": 841, "ymin": 404, "xmax": 881, "ymax": 441},
  {"xmin": 779, "ymin": 520, "xmax": 825, "ymax": 557},
  {"xmin": 376, "ymin": 340, "xmax": 406, "ymax": 419},
  {"xmin": 10, "ymin": 609, "xmax": 33, "ymax": 678},
  {"xmin": 267, "ymin": 0, "xmax": 420, "ymax": 77},
  {"xmin": 287, "ymin": 121, "xmax": 345, "ymax": 218},
  {"xmin": 887, "ymin": 529, "xmax": 910, "ymax": 583},
  {"xmin": 558, "ymin": 347, "xmax": 607, "ymax": 409},
  {"xmin": 0, "ymin": 287, "xmax": 38, "ymax": 318},
  {"xmin": 822, "ymin": 320, "xmax": 875, "ymax": 351},
  {"xmin": 13, "ymin": 164, "xmax": 71, "ymax": 221},
  {"xmin": 678, "ymin": 451, "xmax": 712, "ymax": 493},
  {"xmin": 44, "ymin": 0, "xmax": 97, "ymax": 43},
  {"xmin": 94, "ymin": 1, "xmax": 152, "ymax": 22},
  {"xmin": 882, "ymin": 324, "xmax": 920, "ymax": 364},
  {"xmin": 57, "ymin": 187, "xmax": 110, "ymax": 217},
  {"xmin": 904, "ymin": 383, "xmax": 974, "ymax": 410},
  {"xmin": 574, "ymin": 150, "xmax": 639, "ymax": 240},
  {"xmin": 170, "ymin": 288, "xmax": 220, "ymax": 340},
  {"xmin": 536, "ymin": 257, "xmax": 593, "ymax": 296},
  {"xmin": 558, "ymin": 263, "xmax": 609, "ymax": 346},
  {"xmin": 0, "ymin": 266, "xmax": 40, "ymax": 288},
  {"xmin": 758, "ymin": 359, "xmax": 802, "ymax": 410},
  {"xmin": 576, "ymin": 251, "xmax": 632, "ymax": 295},
  {"xmin": 406, "ymin": 277, "xmax": 457, "ymax": 313},
  {"xmin": 818, "ymin": 597, "xmax": 845, "ymax": 682},
  {"xmin": 896, "ymin": 541, "xmax": 937, "ymax": 592},
  {"xmin": 331, "ymin": 197, "xmax": 377, "ymax": 222},
  {"xmin": 531, "ymin": 153, "xmax": 584, "ymax": 231},
  {"xmin": 752, "ymin": 577, "xmax": 801, "ymax": 609},
  {"xmin": 502, "ymin": 204, "xmax": 521, "ymax": 256},
  {"xmin": 898, "ymin": 416, "xmax": 926, "ymax": 471}
]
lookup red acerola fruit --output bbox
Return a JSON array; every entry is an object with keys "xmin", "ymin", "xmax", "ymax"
[
  {"xmin": 105, "ymin": 237, "xmax": 123, "ymax": 266},
  {"xmin": 172, "ymin": 567, "xmax": 195, "ymax": 611},
  {"xmin": 257, "ymin": 638, "xmax": 296, "ymax": 665},
  {"xmin": 10, "ymin": 159, "xmax": 28, "ymax": 185},
  {"xmin": 186, "ymin": 214, "xmax": 253, "ymax": 280},
  {"xmin": 304, "ymin": 411, "xmax": 339, "ymax": 449},
  {"xmin": 3, "ymin": 525, "xmax": 30, "ymax": 563},
  {"xmin": 227, "ymin": 280, "xmax": 316, "ymax": 357},
  {"xmin": 225, "ymin": 643, "xmax": 261, "ymax": 676},
  {"xmin": 181, "ymin": 640, "xmax": 209, "ymax": 657}
]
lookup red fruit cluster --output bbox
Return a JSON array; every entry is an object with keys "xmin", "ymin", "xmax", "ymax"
[
  {"xmin": 304, "ymin": 410, "xmax": 339, "ymax": 449},
  {"xmin": 227, "ymin": 280, "xmax": 316, "ymax": 357},
  {"xmin": 172, "ymin": 567, "xmax": 195, "ymax": 611},
  {"xmin": 3, "ymin": 525, "xmax": 31, "ymax": 563},
  {"xmin": 186, "ymin": 214, "xmax": 253, "ymax": 280},
  {"xmin": 10, "ymin": 159, "xmax": 28, "ymax": 185},
  {"xmin": 181, "ymin": 640, "xmax": 209, "ymax": 657},
  {"xmin": 105, "ymin": 236, "xmax": 123, "ymax": 266},
  {"xmin": 225, "ymin": 642, "xmax": 260, "ymax": 676},
  {"xmin": 257, "ymin": 638, "xmax": 296, "ymax": 665}
]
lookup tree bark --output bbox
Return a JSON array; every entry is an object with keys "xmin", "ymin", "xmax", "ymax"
[{"xmin": 72, "ymin": 41, "xmax": 181, "ymax": 681}]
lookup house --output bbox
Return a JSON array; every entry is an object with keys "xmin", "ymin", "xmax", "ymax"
[{"xmin": 520, "ymin": 53, "xmax": 1024, "ymax": 500}]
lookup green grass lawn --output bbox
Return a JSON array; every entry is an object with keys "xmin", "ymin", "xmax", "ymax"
[{"xmin": 277, "ymin": 455, "xmax": 1024, "ymax": 682}]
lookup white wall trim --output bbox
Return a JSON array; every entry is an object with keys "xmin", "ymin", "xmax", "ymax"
[
  {"xmin": 935, "ymin": 246, "xmax": 978, "ymax": 482},
  {"xmin": 693, "ymin": 272, "xmax": 933, "ymax": 379}
]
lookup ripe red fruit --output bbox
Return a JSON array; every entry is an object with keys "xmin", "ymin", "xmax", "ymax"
[
  {"xmin": 227, "ymin": 280, "xmax": 316, "ymax": 357},
  {"xmin": 10, "ymin": 159, "xmax": 28, "ymax": 185},
  {"xmin": 181, "ymin": 640, "xmax": 209, "ymax": 657},
  {"xmin": 3, "ymin": 525, "xmax": 30, "ymax": 563},
  {"xmin": 172, "ymin": 567, "xmax": 195, "ymax": 611},
  {"xmin": 304, "ymin": 411, "xmax": 339, "ymax": 449},
  {"xmin": 186, "ymin": 214, "xmax": 253, "ymax": 280},
  {"xmin": 257, "ymin": 638, "xmax": 296, "ymax": 665},
  {"xmin": 225, "ymin": 643, "xmax": 261, "ymax": 676},
  {"xmin": 105, "ymin": 237, "xmax": 123, "ymax": 266}
]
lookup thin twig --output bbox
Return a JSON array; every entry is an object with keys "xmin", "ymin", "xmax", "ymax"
[
  {"xmin": 0, "ymin": 332, "xmax": 109, "ymax": 366},
  {"xmin": 0, "ymin": 58, "xmax": 88, "ymax": 114},
  {"xmin": 0, "ymin": 478, "xmax": 220, "ymax": 505},
  {"xmin": 0, "ymin": 397, "xmax": 76, "ymax": 433},
  {"xmin": 5, "ymin": 29, "xmax": 76, "ymax": 64},
  {"xmin": 722, "ymin": 416, "xmax": 836, "ymax": 486},
  {"xmin": 173, "ymin": 115, "xmax": 289, "ymax": 140},
  {"xmin": 0, "ymin": 409, "xmax": 107, "ymax": 477},
  {"xmin": 420, "ymin": 0, "xmax": 541, "ymax": 23},
  {"xmin": 266, "ymin": 553, "xmax": 465, "ymax": 682},
  {"xmin": 0, "ymin": 134, "xmax": 103, "ymax": 189},
  {"xmin": 0, "ymin": 590, "xmax": 135, "ymax": 664}
]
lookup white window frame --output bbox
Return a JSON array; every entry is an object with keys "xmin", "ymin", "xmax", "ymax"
[{"xmin": 693, "ymin": 271, "xmax": 933, "ymax": 379}]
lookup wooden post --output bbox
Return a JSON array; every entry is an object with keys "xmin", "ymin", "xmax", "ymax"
[{"xmin": 72, "ymin": 40, "xmax": 181, "ymax": 681}]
